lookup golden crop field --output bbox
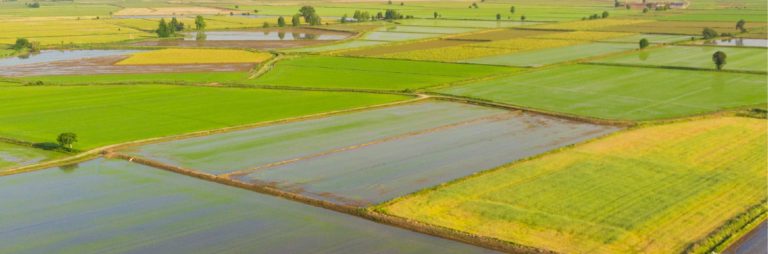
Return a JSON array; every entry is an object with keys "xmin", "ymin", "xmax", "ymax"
[
  {"xmin": 381, "ymin": 117, "xmax": 767, "ymax": 254},
  {"xmin": 377, "ymin": 45, "xmax": 517, "ymax": 62},
  {"xmin": 116, "ymin": 49, "xmax": 273, "ymax": 65},
  {"xmin": 0, "ymin": 17, "xmax": 152, "ymax": 45}
]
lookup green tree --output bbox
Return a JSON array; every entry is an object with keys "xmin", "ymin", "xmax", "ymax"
[
  {"xmin": 57, "ymin": 132, "xmax": 78, "ymax": 150},
  {"xmin": 434, "ymin": 11, "xmax": 438, "ymax": 19},
  {"xmin": 156, "ymin": 18, "xmax": 170, "ymax": 37},
  {"xmin": 520, "ymin": 15, "xmax": 526, "ymax": 22},
  {"xmin": 702, "ymin": 27, "xmax": 718, "ymax": 39},
  {"xmin": 292, "ymin": 14, "xmax": 301, "ymax": 26},
  {"xmin": 308, "ymin": 13, "xmax": 321, "ymax": 25},
  {"xmin": 262, "ymin": 22, "xmax": 270, "ymax": 28},
  {"xmin": 712, "ymin": 51, "xmax": 727, "ymax": 70},
  {"xmin": 194, "ymin": 15, "xmax": 206, "ymax": 30},
  {"xmin": 277, "ymin": 16, "xmax": 286, "ymax": 27},
  {"xmin": 602, "ymin": 11, "xmax": 609, "ymax": 18},
  {"xmin": 299, "ymin": 6, "xmax": 316, "ymax": 23},
  {"xmin": 496, "ymin": 13, "xmax": 501, "ymax": 20},
  {"xmin": 639, "ymin": 38, "xmax": 649, "ymax": 49},
  {"xmin": 12, "ymin": 38, "xmax": 31, "ymax": 50},
  {"xmin": 510, "ymin": 6, "xmax": 515, "ymax": 14},
  {"xmin": 736, "ymin": 19, "xmax": 747, "ymax": 33},
  {"xmin": 341, "ymin": 14, "xmax": 348, "ymax": 23}
]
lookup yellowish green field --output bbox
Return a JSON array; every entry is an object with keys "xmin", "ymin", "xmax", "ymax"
[
  {"xmin": 0, "ymin": 17, "xmax": 152, "ymax": 45},
  {"xmin": 378, "ymin": 38, "xmax": 586, "ymax": 62},
  {"xmin": 116, "ymin": 49, "xmax": 272, "ymax": 65},
  {"xmin": 381, "ymin": 117, "xmax": 767, "ymax": 254},
  {"xmin": 532, "ymin": 19, "xmax": 655, "ymax": 31},
  {"xmin": 528, "ymin": 31, "xmax": 634, "ymax": 41}
]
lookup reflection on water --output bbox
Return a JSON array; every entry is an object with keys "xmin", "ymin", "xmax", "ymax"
[
  {"xmin": 0, "ymin": 50, "xmax": 141, "ymax": 67},
  {"xmin": 704, "ymin": 38, "xmax": 768, "ymax": 48},
  {"xmin": 185, "ymin": 30, "xmax": 344, "ymax": 41},
  {"xmin": 59, "ymin": 163, "xmax": 79, "ymax": 173}
]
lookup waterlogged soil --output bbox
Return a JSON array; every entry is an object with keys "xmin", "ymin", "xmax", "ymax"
[
  {"xmin": 0, "ymin": 142, "xmax": 62, "ymax": 171},
  {"xmin": 132, "ymin": 28, "xmax": 353, "ymax": 49},
  {"xmin": 0, "ymin": 55, "xmax": 254, "ymax": 77},
  {"xmin": 702, "ymin": 38, "xmax": 768, "ymax": 47},
  {"xmin": 124, "ymin": 101, "xmax": 619, "ymax": 207},
  {"xmin": 0, "ymin": 50, "xmax": 141, "ymax": 67},
  {"xmin": 0, "ymin": 159, "xmax": 496, "ymax": 254}
]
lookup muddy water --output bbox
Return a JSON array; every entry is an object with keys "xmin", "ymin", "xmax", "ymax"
[
  {"xmin": 0, "ymin": 50, "xmax": 141, "ymax": 67},
  {"xmin": 704, "ymin": 38, "xmax": 768, "ymax": 48},
  {"xmin": 0, "ymin": 159, "xmax": 496, "ymax": 253},
  {"xmin": 0, "ymin": 55, "xmax": 253, "ymax": 77},
  {"xmin": 133, "ymin": 28, "xmax": 353, "ymax": 49},
  {"xmin": 724, "ymin": 221, "xmax": 768, "ymax": 254}
]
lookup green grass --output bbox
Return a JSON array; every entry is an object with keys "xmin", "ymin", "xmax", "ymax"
[
  {"xmin": 0, "ymin": 2, "xmax": 118, "ymax": 17},
  {"xmin": 462, "ymin": 42, "xmax": 637, "ymax": 67},
  {"xmin": 382, "ymin": 117, "xmax": 767, "ymax": 254},
  {"xmin": 0, "ymin": 142, "xmax": 64, "ymax": 171},
  {"xmin": 21, "ymin": 72, "xmax": 250, "ymax": 85},
  {"xmin": 438, "ymin": 64, "xmax": 767, "ymax": 121},
  {"xmin": 594, "ymin": 46, "xmax": 768, "ymax": 73},
  {"xmin": 0, "ymin": 85, "xmax": 408, "ymax": 149},
  {"xmin": 250, "ymin": 56, "xmax": 514, "ymax": 90}
]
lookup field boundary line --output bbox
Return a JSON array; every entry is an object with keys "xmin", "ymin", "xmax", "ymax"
[
  {"xmin": 108, "ymin": 152, "xmax": 553, "ymax": 254},
  {"xmin": 221, "ymin": 111, "xmax": 522, "ymax": 178}
]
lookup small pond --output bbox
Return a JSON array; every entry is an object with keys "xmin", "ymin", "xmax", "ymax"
[{"xmin": 703, "ymin": 38, "xmax": 768, "ymax": 48}]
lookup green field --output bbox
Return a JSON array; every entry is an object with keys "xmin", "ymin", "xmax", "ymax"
[
  {"xmin": 21, "ymin": 72, "xmax": 250, "ymax": 85},
  {"xmin": 0, "ymin": 142, "xmax": 64, "ymax": 171},
  {"xmin": 594, "ymin": 46, "xmax": 768, "ymax": 72},
  {"xmin": 462, "ymin": 42, "xmax": 636, "ymax": 67},
  {"xmin": 382, "ymin": 117, "xmax": 767, "ymax": 254},
  {"xmin": 0, "ymin": 85, "xmax": 407, "ymax": 149},
  {"xmin": 251, "ymin": 56, "xmax": 514, "ymax": 90},
  {"xmin": 438, "ymin": 64, "xmax": 767, "ymax": 121}
]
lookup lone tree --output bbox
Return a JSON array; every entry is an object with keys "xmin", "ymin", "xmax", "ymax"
[
  {"xmin": 736, "ymin": 19, "xmax": 747, "ymax": 33},
  {"xmin": 639, "ymin": 38, "xmax": 649, "ymax": 49},
  {"xmin": 277, "ymin": 16, "xmax": 286, "ymax": 27},
  {"xmin": 520, "ymin": 15, "xmax": 526, "ymax": 22},
  {"xmin": 712, "ymin": 51, "xmax": 727, "ymax": 70},
  {"xmin": 496, "ymin": 13, "xmax": 501, "ymax": 20},
  {"xmin": 702, "ymin": 27, "xmax": 718, "ymax": 39},
  {"xmin": 57, "ymin": 133, "xmax": 78, "ymax": 151},
  {"xmin": 12, "ymin": 38, "xmax": 32, "ymax": 50},
  {"xmin": 510, "ymin": 6, "xmax": 515, "ymax": 14},
  {"xmin": 291, "ymin": 14, "xmax": 301, "ymax": 26},
  {"xmin": 602, "ymin": 11, "xmax": 610, "ymax": 18},
  {"xmin": 194, "ymin": 15, "xmax": 206, "ymax": 30},
  {"xmin": 434, "ymin": 11, "xmax": 438, "ymax": 19}
]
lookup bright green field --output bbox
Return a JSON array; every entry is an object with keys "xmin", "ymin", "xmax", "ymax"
[
  {"xmin": 0, "ymin": 142, "xmax": 63, "ymax": 171},
  {"xmin": 21, "ymin": 72, "xmax": 250, "ymax": 85},
  {"xmin": 594, "ymin": 46, "xmax": 768, "ymax": 72},
  {"xmin": 382, "ymin": 117, "xmax": 767, "ymax": 254},
  {"xmin": 438, "ymin": 64, "xmax": 767, "ymax": 121},
  {"xmin": 0, "ymin": 85, "xmax": 407, "ymax": 149},
  {"xmin": 251, "ymin": 56, "xmax": 514, "ymax": 91},
  {"xmin": 462, "ymin": 42, "xmax": 636, "ymax": 67}
]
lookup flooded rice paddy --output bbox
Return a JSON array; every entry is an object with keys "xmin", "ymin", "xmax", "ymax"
[
  {"xmin": 0, "ymin": 142, "xmax": 62, "ymax": 171},
  {"xmin": 132, "ymin": 28, "xmax": 352, "ymax": 49},
  {"xmin": 703, "ymin": 38, "xmax": 768, "ymax": 47},
  {"xmin": 123, "ymin": 101, "xmax": 619, "ymax": 206},
  {"xmin": 0, "ymin": 50, "xmax": 140, "ymax": 67},
  {"xmin": 0, "ymin": 159, "xmax": 495, "ymax": 254}
]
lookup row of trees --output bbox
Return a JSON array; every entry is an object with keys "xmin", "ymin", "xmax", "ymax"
[{"xmin": 155, "ymin": 16, "xmax": 206, "ymax": 38}]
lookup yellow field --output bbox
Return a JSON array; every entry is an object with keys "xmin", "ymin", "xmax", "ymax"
[
  {"xmin": 382, "ymin": 117, "xmax": 767, "ymax": 254},
  {"xmin": 0, "ymin": 17, "xmax": 152, "ymax": 45},
  {"xmin": 528, "ymin": 31, "xmax": 634, "ymax": 41},
  {"xmin": 533, "ymin": 19, "xmax": 654, "ymax": 31},
  {"xmin": 116, "ymin": 49, "xmax": 273, "ymax": 65},
  {"xmin": 113, "ymin": 7, "xmax": 246, "ymax": 16}
]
